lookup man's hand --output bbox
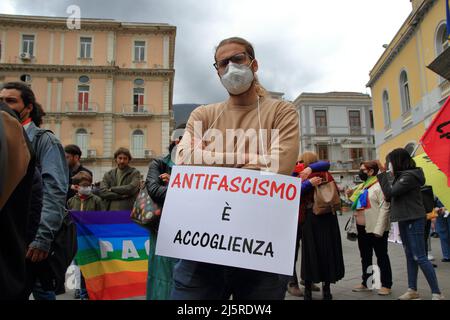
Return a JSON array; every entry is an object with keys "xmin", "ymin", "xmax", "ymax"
[
  {"xmin": 309, "ymin": 177, "xmax": 322, "ymax": 187},
  {"xmin": 26, "ymin": 247, "xmax": 49, "ymax": 263},
  {"xmin": 70, "ymin": 184, "xmax": 79, "ymax": 192},
  {"xmin": 300, "ymin": 167, "xmax": 313, "ymax": 180},
  {"xmin": 346, "ymin": 188, "xmax": 354, "ymax": 197},
  {"xmin": 160, "ymin": 173, "xmax": 171, "ymax": 185}
]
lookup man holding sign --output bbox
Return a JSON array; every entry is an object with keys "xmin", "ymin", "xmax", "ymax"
[{"xmin": 157, "ymin": 37, "xmax": 300, "ymax": 300}]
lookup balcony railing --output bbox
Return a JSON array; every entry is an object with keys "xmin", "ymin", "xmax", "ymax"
[
  {"xmin": 309, "ymin": 126, "xmax": 370, "ymax": 136},
  {"xmin": 65, "ymin": 102, "xmax": 99, "ymax": 115},
  {"xmin": 121, "ymin": 105, "xmax": 153, "ymax": 117},
  {"xmin": 330, "ymin": 160, "xmax": 362, "ymax": 171}
]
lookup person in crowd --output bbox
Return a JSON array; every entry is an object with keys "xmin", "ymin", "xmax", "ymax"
[
  {"xmin": 299, "ymin": 151, "xmax": 345, "ymax": 300},
  {"xmin": 145, "ymin": 131, "xmax": 184, "ymax": 300},
  {"xmin": 435, "ymin": 197, "xmax": 450, "ymax": 263},
  {"xmin": 65, "ymin": 144, "xmax": 93, "ymax": 201},
  {"xmin": 172, "ymin": 37, "xmax": 299, "ymax": 300},
  {"xmin": 377, "ymin": 148, "xmax": 444, "ymax": 300},
  {"xmin": 98, "ymin": 148, "xmax": 140, "ymax": 211},
  {"xmin": 67, "ymin": 171, "xmax": 103, "ymax": 300},
  {"xmin": 347, "ymin": 161, "xmax": 392, "ymax": 296},
  {"xmin": 0, "ymin": 102, "xmax": 36, "ymax": 300},
  {"xmin": 0, "ymin": 82, "xmax": 69, "ymax": 300},
  {"xmin": 287, "ymin": 159, "xmax": 330, "ymax": 297}
]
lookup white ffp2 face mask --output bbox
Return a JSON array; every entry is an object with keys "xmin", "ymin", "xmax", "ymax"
[
  {"xmin": 220, "ymin": 62, "xmax": 254, "ymax": 95},
  {"xmin": 79, "ymin": 186, "xmax": 92, "ymax": 196}
]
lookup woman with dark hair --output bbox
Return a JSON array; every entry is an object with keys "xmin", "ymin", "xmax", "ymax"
[
  {"xmin": 348, "ymin": 160, "xmax": 392, "ymax": 296},
  {"xmin": 377, "ymin": 148, "xmax": 444, "ymax": 300}
]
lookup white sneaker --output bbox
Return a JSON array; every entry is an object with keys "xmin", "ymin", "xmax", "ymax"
[
  {"xmin": 398, "ymin": 289, "xmax": 421, "ymax": 300},
  {"xmin": 428, "ymin": 254, "xmax": 435, "ymax": 261},
  {"xmin": 432, "ymin": 294, "xmax": 445, "ymax": 300}
]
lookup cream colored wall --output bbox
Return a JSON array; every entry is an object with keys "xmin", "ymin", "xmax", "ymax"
[
  {"xmin": 113, "ymin": 119, "xmax": 162, "ymax": 154},
  {"xmin": 116, "ymin": 33, "xmax": 165, "ymax": 68}
]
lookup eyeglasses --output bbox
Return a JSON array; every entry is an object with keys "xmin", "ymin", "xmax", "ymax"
[{"xmin": 213, "ymin": 52, "xmax": 253, "ymax": 70}]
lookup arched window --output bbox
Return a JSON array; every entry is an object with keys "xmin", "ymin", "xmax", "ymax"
[
  {"xmin": 382, "ymin": 91, "xmax": 392, "ymax": 127},
  {"xmin": 399, "ymin": 71, "xmax": 411, "ymax": 113},
  {"xmin": 436, "ymin": 24, "xmax": 448, "ymax": 56},
  {"xmin": 76, "ymin": 128, "xmax": 88, "ymax": 156},
  {"xmin": 20, "ymin": 74, "xmax": 32, "ymax": 83},
  {"xmin": 131, "ymin": 129, "xmax": 144, "ymax": 158}
]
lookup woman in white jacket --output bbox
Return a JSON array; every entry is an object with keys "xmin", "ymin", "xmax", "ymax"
[{"xmin": 348, "ymin": 160, "xmax": 392, "ymax": 296}]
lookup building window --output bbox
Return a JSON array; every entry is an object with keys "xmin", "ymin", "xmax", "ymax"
[
  {"xmin": 349, "ymin": 110, "xmax": 361, "ymax": 135},
  {"xmin": 133, "ymin": 87, "xmax": 145, "ymax": 112},
  {"xmin": 316, "ymin": 144, "xmax": 329, "ymax": 160},
  {"xmin": 400, "ymin": 71, "xmax": 411, "ymax": 114},
  {"xmin": 315, "ymin": 110, "xmax": 328, "ymax": 135},
  {"xmin": 134, "ymin": 78, "xmax": 144, "ymax": 86},
  {"xmin": 80, "ymin": 37, "xmax": 92, "ymax": 59},
  {"xmin": 369, "ymin": 110, "xmax": 374, "ymax": 129},
  {"xmin": 22, "ymin": 35, "xmax": 35, "ymax": 56},
  {"xmin": 78, "ymin": 85, "xmax": 90, "ymax": 111},
  {"xmin": 134, "ymin": 41, "xmax": 146, "ymax": 62},
  {"xmin": 132, "ymin": 129, "xmax": 144, "ymax": 158},
  {"xmin": 350, "ymin": 148, "xmax": 364, "ymax": 169},
  {"xmin": 76, "ymin": 128, "xmax": 88, "ymax": 156},
  {"xmin": 436, "ymin": 24, "xmax": 448, "ymax": 55},
  {"xmin": 20, "ymin": 74, "xmax": 32, "ymax": 83},
  {"xmin": 79, "ymin": 75, "xmax": 90, "ymax": 84},
  {"xmin": 382, "ymin": 91, "xmax": 392, "ymax": 128}
]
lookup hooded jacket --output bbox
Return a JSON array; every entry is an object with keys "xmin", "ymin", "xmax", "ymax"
[{"xmin": 377, "ymin": 168, "xmax": 426, "ymax": 223}]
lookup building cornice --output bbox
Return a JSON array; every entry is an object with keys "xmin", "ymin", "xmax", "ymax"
[
  {"xmin": 0, "ymin": 63, "xmax": 175, "ymax": 77},
  {"xmin": 0, "ymin": 14, "xmax": 176, "ymax": 34},
  {"xmin": 293, "ymin": 92, "xmax": 372, "ymax": 106},
  {"xmin": 366, "ymin": 0, "xmax": 436, "ymax": 88}
]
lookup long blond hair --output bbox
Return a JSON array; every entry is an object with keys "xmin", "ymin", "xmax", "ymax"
[
  {"xmin": 215, "ymin": 37, "xmax": 268, "ymax": 97},
  {"xmin": 299, "ymin": 151, "xmax": 319, "ymax": 167}
]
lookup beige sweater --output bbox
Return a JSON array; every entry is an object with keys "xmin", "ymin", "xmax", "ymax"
[
  {"xmin": 354, "ymin": 182, "xmax": 391, "ymax": 236},
  {"xmin": 176, "ymin": 96, "xmax": 299, "ymax": 176}
]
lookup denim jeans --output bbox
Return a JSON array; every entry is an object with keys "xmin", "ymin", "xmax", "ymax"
[
  {"xmin": 170, "ymin": 260, "xmax": 290, "ymax": 300},
  {"xmin": 436, "ymin": 216, "xmax": 450, "ymax": 259},
  {"xmin": 398, "ymin": 218, "xmax": 441, "ymax": 294},
  {"xmin": 32, "ymin": 281, "xmax": 56, "ymax": 300}
]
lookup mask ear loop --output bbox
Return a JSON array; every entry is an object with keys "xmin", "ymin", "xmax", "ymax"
[{"xmin": 257, "ymin": 96, "xmax": 270, "ymax": 172}]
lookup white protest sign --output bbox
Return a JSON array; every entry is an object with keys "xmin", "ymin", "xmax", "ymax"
[{"xmin": 155, "ymin": 166, "xmax": 301, "ymax": 276}]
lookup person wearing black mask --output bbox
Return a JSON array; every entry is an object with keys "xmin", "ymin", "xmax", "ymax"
[
  {"xmin": 378, "ymin": 148, "xmax": 444, "ymax": 300},
  {"xmin": 347, "ymin": 161, "xmax": 392, "ymax": 296}
]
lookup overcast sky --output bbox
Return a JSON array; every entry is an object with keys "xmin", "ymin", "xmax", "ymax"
[{"xmin": 0, "ymin": 0, "xmax": 412, "ymax": 104}]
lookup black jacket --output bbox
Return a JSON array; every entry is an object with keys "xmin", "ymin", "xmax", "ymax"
[
  {"xmin": 145, "ymin": 155, "xmax": 172, "ymax": 208},
  {"xmin": 377, "ymin": 168, "xmax": 427, "ymax": 223}
]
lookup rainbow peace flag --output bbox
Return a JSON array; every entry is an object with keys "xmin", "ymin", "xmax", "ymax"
[{"xmin": 70, "ymin": 211, "xmax": 150, "ymax": 300}]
